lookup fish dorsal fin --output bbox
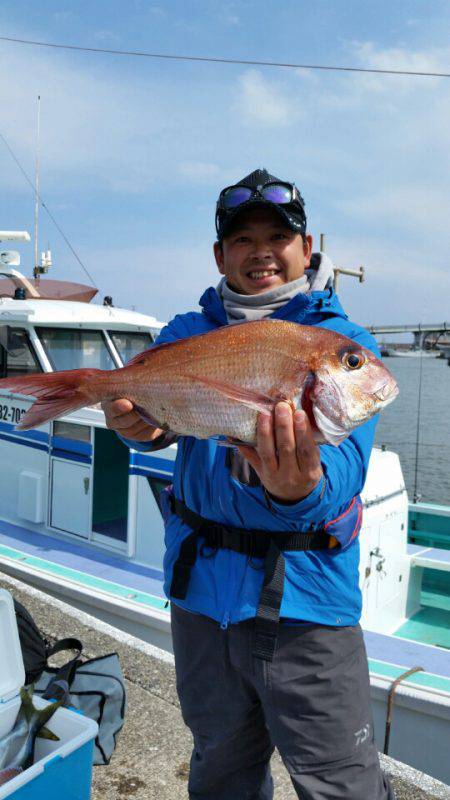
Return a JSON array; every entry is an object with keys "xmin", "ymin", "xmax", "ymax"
[
  {"xmin": 183, "ymin": 375, "xmax": 286, "ymax": 415},
  {"xmin": 124, "ymin": 339, "xmax": 178, "ymax": 368}
]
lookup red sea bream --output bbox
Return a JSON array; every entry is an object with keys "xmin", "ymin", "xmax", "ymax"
[{"xmin": 0, "ymin": 319, "xmax": 398, "ymax": 445}]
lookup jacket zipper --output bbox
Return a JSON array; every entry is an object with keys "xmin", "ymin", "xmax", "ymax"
[
  {"xmin": 220, "ymin": 611, "xmax": 230, "ymax": 630},
  {"xmin": 220, "ymin": 545, "xmax": 238, "ymax": 629}
]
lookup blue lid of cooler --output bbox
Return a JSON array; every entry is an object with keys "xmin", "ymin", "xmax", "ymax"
[{"xmin": 0, "ymin": 589, "xmax": 25, "ymax": 703}]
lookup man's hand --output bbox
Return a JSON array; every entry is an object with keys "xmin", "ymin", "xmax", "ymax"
[
  {"xmin": 236, "ymin": 402, "xmax": 323, "ymax": 503},
  {"xmin": 102, "ymin": 399, "xmax": 163, "ymax": 442}
]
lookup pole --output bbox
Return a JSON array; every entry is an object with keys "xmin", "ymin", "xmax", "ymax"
[{"xmin": 34, "ymin": 95, "xmax": 41, "ymax": 276}]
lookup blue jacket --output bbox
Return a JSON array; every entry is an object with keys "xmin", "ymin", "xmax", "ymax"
[{"xmin": 124, "ymin": 285, "xmax": 379, "ymax": 628}]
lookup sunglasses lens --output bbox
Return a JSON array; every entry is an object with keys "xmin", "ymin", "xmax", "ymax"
[
  {"xmin": 261, "ymin": 184, "xmax": 292, "ymax": 204},
  {"xmin": 222, "ymin": 186, "xmax": 253, "ymax": 209}
]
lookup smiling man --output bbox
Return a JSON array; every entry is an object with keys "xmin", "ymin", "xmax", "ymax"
[
  {"xmin": 103, "ymin": 169, "xmax": 395, "ymax": 800},
  {"xmin": 214, "ymin": 205, "xmax": 312, "ymax": 294}
]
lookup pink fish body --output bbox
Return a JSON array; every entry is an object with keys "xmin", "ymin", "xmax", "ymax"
[
  {"xmin": 0, "ymin": 320, "xmax": 398, "ymax": 446},
  {"xmin": 0, "ymin": 767, "xmax": 22, "ymax": 786}
]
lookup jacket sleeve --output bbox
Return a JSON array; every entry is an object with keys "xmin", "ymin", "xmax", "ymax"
[
  {"xmin": 267, "ymin": 327, "xmax": 380, "ymax": 525},
  {"xmin": 116, "ymin": 316, "xmax": 188, "ymax": 452}
]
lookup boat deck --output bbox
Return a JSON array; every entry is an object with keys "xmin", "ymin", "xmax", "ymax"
[
  {"xmin": 1, "ymin": 519, "xmax": 450, "ymax": 697},
  {"xmin": 0, "ymin": 518, "xmax": 167, "ymax": 613},
  {"xmin": 393, "ymin": 544, "xmax": 450, "ymax": 649}
]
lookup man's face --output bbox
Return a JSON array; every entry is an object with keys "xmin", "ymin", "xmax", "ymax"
[{"xmin": 214, "ymin": 207, "xmax": 312, "ymax": 295}]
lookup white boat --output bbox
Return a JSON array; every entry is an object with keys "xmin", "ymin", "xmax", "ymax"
[{"xmin": 0, "ymin": 233, "xmax": 449, "ymax": 784}]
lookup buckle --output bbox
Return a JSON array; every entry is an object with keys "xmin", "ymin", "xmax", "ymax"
[{"xmin": 252, "ymin": 629, "xmax": 279, "ymax": 661}]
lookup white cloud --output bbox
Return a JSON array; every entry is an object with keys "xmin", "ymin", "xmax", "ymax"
[
  {"xmin": 234, "ymin": 70, "xmax": 294, "ymax": 128},
  {"xmin": 83, "ymin": 241, "xmax": 216, "ymax": 321},
  {"xmin": 352, "ymin": 40, "xmax": 450, "ymax": 77},
  {"xmin": 345, "ymin": 40, "xmax": 450, "ymax": 93},
  {"xmin": 322, "ymin": 233, "xmax": 450, "ymax": 326},
  {"xmin": 340, "ymin": 185, "xmax": 450, "ymax": 241}
]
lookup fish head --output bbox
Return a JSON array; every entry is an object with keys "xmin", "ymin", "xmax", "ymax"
[{"xmin": 308, "ymin": 341, "xmax": 398, "ymax": 445}]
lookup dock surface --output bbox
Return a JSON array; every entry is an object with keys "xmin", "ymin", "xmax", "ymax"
[{"xmin": 1, "ymin": 572, "xmax": 448, "ymax": 800}]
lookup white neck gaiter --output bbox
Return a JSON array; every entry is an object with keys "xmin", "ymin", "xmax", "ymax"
[{"xmin": 217, "ymin": 252, "xmax": 334, "ymax": 325}]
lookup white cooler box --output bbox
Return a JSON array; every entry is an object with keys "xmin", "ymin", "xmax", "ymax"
[{"xmin": 0, "ymin": 589, "xmax": 98, "ymax": 799}]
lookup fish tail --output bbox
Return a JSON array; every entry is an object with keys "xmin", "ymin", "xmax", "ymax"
[
  {"xmin": 0, "ymin": 369, "xmax": 113, "ymax": 430},
  {"xmin": 19, "ymin": 688, "xmax": 63, "ymax": 770}
]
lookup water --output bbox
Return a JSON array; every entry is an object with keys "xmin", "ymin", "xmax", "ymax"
[{"xmin": 374, "ymin": 355, "xmax": 450, "ymax": 506}]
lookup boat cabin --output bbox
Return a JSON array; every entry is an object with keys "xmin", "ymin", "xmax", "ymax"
[{"xmin": 0, "ymin": 257, "xmax": 171, "ymax": 566}]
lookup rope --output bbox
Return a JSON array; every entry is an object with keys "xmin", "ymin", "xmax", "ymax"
[
  {"xmin": 1, "ymin": 35, "xmax": 450, "ymax": 79},
  {"xmin": 0, "ymin": 130, "xmax": 98, "ymax": 289},
  {"xmin": 384, "ymin": 666, "xmax": 424, "ymax": 755}
]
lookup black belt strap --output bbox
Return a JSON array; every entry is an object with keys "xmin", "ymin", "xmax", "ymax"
[
  {"xmin": 169, "ymin": 496, "xmax": 331, "ymax": 661},
  {"xmin": 253, "ymin": 539, "xmax": 286, "ymax": 661}
]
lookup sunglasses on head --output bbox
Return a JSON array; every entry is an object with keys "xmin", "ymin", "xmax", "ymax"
[{"xmin": 217, "ymin": 180, "xmax": 303, "ymax": 211}]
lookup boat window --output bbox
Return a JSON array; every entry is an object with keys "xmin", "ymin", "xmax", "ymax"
[
  {"xmin": 108, "ymin": 330, "xmax": 154, "ymax": 365},
  {"xmin": 53, "ymin": 421, "xmax": 91, "ymax": 443},
  {"xmin": 36, "ymin": 328, "xmax": 116, "ymax": 371},
  {"xmin": 0, "ymin": 328, "xmax": 42, "ymax": 378}
]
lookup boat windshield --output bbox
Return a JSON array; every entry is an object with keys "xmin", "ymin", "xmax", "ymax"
[
  {"xmin": 108, "ymin": 330, "xmax": 153, "ymax": 365},
  {"xmin": 0, "ymin": 328, "xmax": 42, "ymax": 377},
  {"xmin": 36, "ymin": 328, "xmax": 116, "ymax": 371}
]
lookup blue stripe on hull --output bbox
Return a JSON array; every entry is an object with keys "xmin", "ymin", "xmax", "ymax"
[
  {"xmin": 129, "ymin": 452, "xmax": 175, "ymax": 473},
  {"xmin": 130, "ymin": 467, "xmax": 173, "ymax": 480},
  {"xmin": 51, "ymin": 448, "xmax": 92, "ymax": 464},
  {"xmin": 0, "ymin": 431, "xmax": 48, "ymax": 452}
]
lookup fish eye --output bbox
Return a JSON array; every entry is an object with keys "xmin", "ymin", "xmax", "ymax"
[{"xmin": 343, "ymin": 352, "xmax": 365, "ymax": 370}]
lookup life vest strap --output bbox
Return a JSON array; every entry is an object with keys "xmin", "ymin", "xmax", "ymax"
[{"xmin": 169, "ymin": 496, "xmax": 331, "ymax": 661}]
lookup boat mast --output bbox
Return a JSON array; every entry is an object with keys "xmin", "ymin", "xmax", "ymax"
[{"xmin": 34, "ymin": 95, "xmax": 41, "ymax": 278}]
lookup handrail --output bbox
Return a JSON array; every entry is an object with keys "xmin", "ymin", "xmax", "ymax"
[{"xmin": 0, "ymin": 267, "xmax": 41, "ymax": 298}]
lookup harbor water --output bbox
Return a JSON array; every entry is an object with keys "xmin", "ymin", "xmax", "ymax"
[{"xmin": 375, "ymin": 355, "xmax": 450, "ymax": 506}]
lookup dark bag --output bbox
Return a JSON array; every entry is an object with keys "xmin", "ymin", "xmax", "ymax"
[
  {"xmin": 35, "ymin": 654, "xmax": 127, "ymax": 765},
  {"xmin": 13, "ymin": 597, "xmax": 82, "ymax": 684},
  {"xmin": 13, "ymin": 597, "xmax": 126, "ymax": 765}
]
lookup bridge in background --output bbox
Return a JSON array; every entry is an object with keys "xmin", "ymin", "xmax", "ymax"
[{"xmin": 367, "ymin": 322, "xmax": 450, "ymax": 350}]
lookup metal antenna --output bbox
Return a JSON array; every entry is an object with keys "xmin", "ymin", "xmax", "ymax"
[
  {"xmin": 34, "ymin": 95, "xmax": 41, "ymax": 277},
  {"xmin": 319, "ymin": 233, "xmax": 365, "ymax": 292}
]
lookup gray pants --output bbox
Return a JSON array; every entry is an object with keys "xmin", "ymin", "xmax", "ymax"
[{"xmin": 171, "ymin": 604, "xmax": 395, "ymax": 800}]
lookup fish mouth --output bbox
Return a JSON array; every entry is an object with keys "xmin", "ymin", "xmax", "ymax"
[
  {"xmin": 312, "ymin": 404, "xmax": 348, "ymax": 446},
  {"xmin": 373, "ymin": 378, "xmax": 399, "ymax": 407}
]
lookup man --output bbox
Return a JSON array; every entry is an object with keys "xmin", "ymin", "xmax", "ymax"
[{"xmin": 103, "ymin": 169, "xmax": 395, "ymax": 800}]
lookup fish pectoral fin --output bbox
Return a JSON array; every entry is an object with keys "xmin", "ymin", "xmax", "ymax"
[
  {"xmin": 213, "ymin": 436, "xmax": 252, "ymax": 448},
  {"xmin": 184, "ymin": 376, "xmax": 277, "ymax": 415},
  {"xmin": 37, "ymin": 726, "xmax": 60, "ymax": 742},
  {"xmin": 133, "ymin": 404, "xmax": 165, "ymax": 429}
]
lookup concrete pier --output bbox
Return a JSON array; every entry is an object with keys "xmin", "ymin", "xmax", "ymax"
[{"xmin": 1, "ymin": 571, "xmax": 449, "ymax": 800}]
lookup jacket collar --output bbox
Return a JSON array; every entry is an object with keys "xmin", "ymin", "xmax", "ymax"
[{"xmin": 199, "ymin": 285, "xmax": 348, "ymax": 326}]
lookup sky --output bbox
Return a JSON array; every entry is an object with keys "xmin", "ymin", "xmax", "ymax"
[{"xmin": 0, "ymin": 0, "xmax": 450, "ymax": 339}]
